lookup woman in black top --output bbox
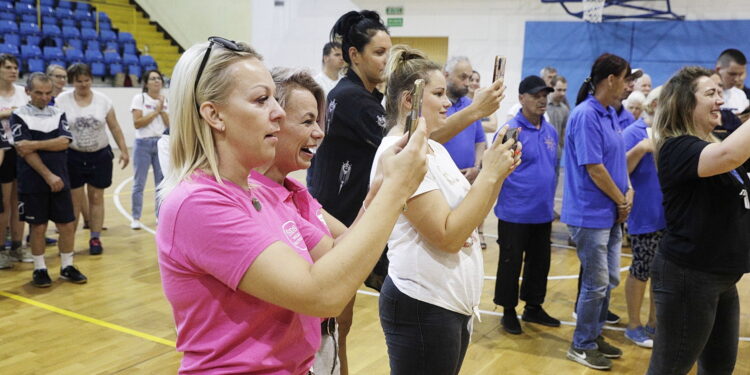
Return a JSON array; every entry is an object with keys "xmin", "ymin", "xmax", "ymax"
[{"xmin": 648, "ymin": 66, "xmax": 750, "ymax": 375}]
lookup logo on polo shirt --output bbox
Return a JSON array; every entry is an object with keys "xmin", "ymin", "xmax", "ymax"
[
  {"xmin": 545, "ymin": 136, "xmax": 556, "ymax": 152},
  {"xmin": 12, "ymin": 123, "xmax": 22, "ymax": 138},
  {"xmin": 376, "ymin": 115, "xmax": 387, "ymax": 129},
  {"xmin": 282, "ymin": 221, "xmax": 306, "ymax": 250}
]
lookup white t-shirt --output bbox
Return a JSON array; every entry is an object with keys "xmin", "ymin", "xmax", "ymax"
[
  {"xmin": 56, "ymin": 90, "xmax": 113, "ymax": 152},
  {"xmin": 157, "ymin": 133, "xmax": 170, "ymax": 177},
  {"xmin": 721, "ymin": 87, "xmax": 750, "ymax": 115},
  {"xmin": 130, "ymin": 92, "xmax": 168, "ymax": 138},
  {"xmin": 314, "ymin": 72, "xmax": 342, "ymax": 97},
  {"xmin": 370, "ymin": 136, "xmax": 484, "ymax": 317},
  {"xmin": 0, "ymin": 85, "xmax": 29, "ymax": 144}
]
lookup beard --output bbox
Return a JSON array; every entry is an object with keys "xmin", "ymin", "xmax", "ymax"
[{"xmin": 448, "ymin": 84, "xmax": 468, "ymax": 99}]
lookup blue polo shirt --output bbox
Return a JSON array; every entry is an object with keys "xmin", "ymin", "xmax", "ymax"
[
  {"xmin": 617, "ymin": 106, "xmax": 636, "ymax": 130},
  {"xmin": 494, "ymin": 110, "xmax": 558, "ymax": 224},
  {"xmin": 561, "ymin": 95, "xmax": 628, "ymax": 229},
  {"xmin": 622, "ymin": 119, "xmax": 666, "ymax": 235},
  {"xmin": 443, "ymin": 96, "xmax": 486, "ymax": 170}
]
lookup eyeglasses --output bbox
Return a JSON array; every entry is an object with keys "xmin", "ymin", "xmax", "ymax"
[
  {"xmin": 52, "ymin": 74, "xmax": 67, "ymax": 80},
  {"xmin": 194, "ymin": 36, "xmax": 243, "ymax": 112}
]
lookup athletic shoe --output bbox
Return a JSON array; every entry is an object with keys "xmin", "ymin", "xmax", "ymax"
[
  {"xmin": 606, "ymin": 310, "xmax": 621, "ymax": 324},
  {"xmin": 501, "ymin": 311, "xmax": 523, "ymax": 335},
  {"xmin": 566, "ymin": 345, "xmax": 612, "ymax": 370},
  {"xmin": 24, "ymin": 235, "xmax": 57, "ymax": 246},
  {"xmin": 625, "ymin": 326, "xmax": 654, "ymax": 348},
  {"xmin": 59, "ymin": 265, "xmax": 87, "ymax": 284},
  {"xmin": 644, "ymin": 325, "xmax": 656, "ymax": 338},
  {"xmin": 596, "ymin": 335, "xmax": 623, "ymax": 358},
  {"xmin": 0, "ymin": 251, "xmax": 14, "ymax": 269},
  {"xmin": 89, "ymin": 238, "xmax": 103, "ymax": 255},
  {"xmin": 32, "ymin": 268, "xmax": 52, "ymax": 288},
  {"xmin": 130, "ymin": 219, "xmax": 143, "ymax": 230},
  {"xmin": 522, "ymin": 306, "xmax": 560, "ymax": 327},
  {"xmin": 9, "ymin": 246, "xmax": 33, "ymax": 263}
]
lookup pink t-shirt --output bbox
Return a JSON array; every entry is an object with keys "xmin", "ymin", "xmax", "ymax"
[
  {"xmin": 157, "ymin": 171, "xmax": 325, "ymax": 375},
  {"xmin": 250, "ymin": 171, "xmax": 331, "ymax": 236}
]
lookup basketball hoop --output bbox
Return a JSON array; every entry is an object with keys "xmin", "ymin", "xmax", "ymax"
[{"xmin": 583, "ymin": 0, "xmax": 605, "ymax": 23}]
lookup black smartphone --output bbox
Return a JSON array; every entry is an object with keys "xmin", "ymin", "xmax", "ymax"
[
  {"xmin": 404, "ymin": 78, "xmax": 425, "ymax": 141},
  {"xmin": 502, "ymin": 127, "xmax": 520, "ymax": 150},
  {"xmin": 492, "ymin": 55, "xmax": 507, "ymax": 83}
]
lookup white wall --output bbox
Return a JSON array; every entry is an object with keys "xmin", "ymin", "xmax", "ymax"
[
  {"xmin": 134, "ymin": 0, "xmax": 253, "ymax": 49},
  {"xmin": 251, "ymin": 0, "xmax": 750, "ymax": 117}
]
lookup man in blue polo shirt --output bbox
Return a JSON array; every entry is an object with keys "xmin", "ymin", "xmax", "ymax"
[
  {"xmin": 11, "ymin": 73, "xmax": 86, "ymax": 288},
  {"xmin": 493, "ymin": 75, "xmax": 560, "ymax": 335},
  {"xmin": 614, "ymin": 69, "xmax": 642, "ymax": 129},
  {"xmin": 442, "ymin": 56, "xmax": 486, "ymax": 182}
]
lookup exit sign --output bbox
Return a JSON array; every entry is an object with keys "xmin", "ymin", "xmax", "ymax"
[
  {"xmin": 386, "ymin": 6, "xmax": 403, "ymax": 16},
  {"xmin": 387, "ymin": 17, "xmax": 403, "ymax": 27}
]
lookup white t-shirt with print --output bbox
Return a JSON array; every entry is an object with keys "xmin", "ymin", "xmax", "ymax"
[
  {"xmin": 130, "ymin": 92, "xmax": 168, "ymax": 139},
  {"xmin": 370, "ymin": 136, "xmax": 484, "ymax": 317},
  {"xmin": 56, "ymin": 90, "xmax": 113, "ymax": 152},
  {"xmin": 0, "ymin": 85, "xmax": 29, "ymax": 144},
  {"xmin": 314, "ymin": 72, "xmax": 342, "ymax": 97},
  {"xmin": 721, "ymin": 87, "xmax": 750, "ymax": 115}
]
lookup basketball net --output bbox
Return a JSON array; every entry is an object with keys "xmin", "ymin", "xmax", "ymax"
[{"xmin": 583, "ymin": 0, "xmax": 605, "ymax": 23}]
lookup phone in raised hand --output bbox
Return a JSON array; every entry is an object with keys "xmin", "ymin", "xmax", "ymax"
[
  {"xmin": 492, "ymin": 55, "xmax": 507, "ymax": 83},
  {"xmin": 404, "ymin": 78, "xmax": 425, "ymax": 141},
  {"xmin": 502, "ymin": 127, "xmax": 520, "ymax": 151}
]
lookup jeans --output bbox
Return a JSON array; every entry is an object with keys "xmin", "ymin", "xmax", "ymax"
[
  {"xmin": 131, "ymin": 137, "xmax": 163, "ymax": 220},
  {"xmin": 379, "ymin": 276, "xmax": 471, "ymax": 375},
  {"xmin": 647, "ymin": 253, "xmax": 742, "ymax": 375},
  {"xmin": 568, "ymin": 224, "xmax": 621, "ymax": 350},
  {"xmin": 493, "ymin": 220, "xmax": 552, "ymax": 308}
]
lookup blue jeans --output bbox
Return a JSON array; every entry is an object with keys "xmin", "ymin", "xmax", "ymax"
[
  {"xmin": 131, "ymin": 137, "xmax": 163, "ymax": 220},
  {"xmin": 647, "ymin": 253, "xmax": 742, "ymax": 375},
  {"xmin": 568, "ymin": 224, "xmax": 621, "ymax": 350},
  {"xmin": 379, "ymin": 276, "xmax": 471, "ymax": 375}
]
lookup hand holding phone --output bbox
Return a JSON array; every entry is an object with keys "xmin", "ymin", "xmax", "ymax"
[
  {"xmin": 405, "ymin": 78, "xmax": 425, "ymax": 140},
  {"xmin": 502, "ymin": 127, "xmax": 520, "ymax": 151}
]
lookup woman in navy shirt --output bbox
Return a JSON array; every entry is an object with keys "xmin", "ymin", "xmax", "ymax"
[{"xmin": 647, "ymin": 67, "xmax": 750, "ymax": 374}]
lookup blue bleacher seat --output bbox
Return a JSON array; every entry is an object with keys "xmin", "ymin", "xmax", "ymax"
[
  {"xmin": 139, "ymin": 55, "xmax": 156, "ymax": 67},
  {"xmin": 74, "ymin": 9, "xmax": 92, "ymax": 23},
  {"xmin": 47, "ymin": 58, "xmax": 66, "ymax": 68},
  {"xmin": 77, "ymin": 3, "xmax": 92, "ymax": 11},
  {"xmin": 57, "ymin": 1, "xmax": 72, "ymax": 9},
  {"xmin": 43, "ymin": 46, "xmax": 64, "ymax": 61},
  {"xmin": 99, "ymin": 20, "xmax": 111, "ymax": 30},
  {"xmin": 97, "ymin": 12, "xmax": 110, "ymax": 23},
  {"xmin": 103, "ymin": 51, "xmax": 120, "ymax": 64},
  {"xmin": 0, "ymin": 43, "xmax": 18, "ymax": 55},
  {"xmin": 91, "ymin": 61, "xmax": 105, "ymax": 77},
  {"xmin": 42, "ymin": 16, "xmax": 57, "ymax": 26},
  {"xmin": 40, "ymin": 0, "xmax": 54, "ymax": 6},
  {"xmin": 65, "ymin": 48, "xmax": 84, "ymax": 64},
  {"xmin": 109, "ymin": 62, "xmax": 122, "ymax": 76},
  {"xmin": 42, "ymin": 24, "xmax": 61, "ymax": 38},
  {"xmin": 100, "ymin": 30, "xmax": 116, "ymax": 43},
  {"xmin": 84, "ymin": 48, "xmax": 103, "ymax": 64},
  {"xmin": 62, "ymin": 25, "xmax": 80, "ymax": 39},
  {"xmin": 27, "ymin": 57, "xmax": 45, "ymax": 73},
  {"xmin": 118, "ymin": 32, "xmax": 135, "ymax": 44},
  {"xmin": 0, "ymin": 20, "xmax": 18, "ymax": 34},
  {"xmin": 61, "ymin": 18, "xmax": 76, "ymax": 27},
  {"xmin": 20, "ymin": 14, "xmax": 37, "ymax": 23},
  {"xmin": 40, "ymin": 6, "xmax": 54, "ymax": 17},
  {"xmin": 81, "ymin": 27, "xmax": 97, "ymax": 41},
  {"xmin": 21, "ymin": 44, "xmax": 42, "ymax": 59},
  {"xmin": 67, "ymin": 38, "xmax": 82, "ymax": 50},
  {"xmin": 18, "ymin": 0, "xmax": 35, "ymax": 4},
  {"xmin": 14, "ymin": 3, "xmax": 35, "ymax": 16},
  {"xmin": 55, "ymin": 8, "xmax": 74, "ymax": 20},
  {"xmin": 80, "ymin": 20, "xmax": 93, "ymax": 29},
  {"xmin": 122, "ymin": 43, "xmax": 136, "ymax": 55},
  {"xmin": 85, "ymin": 40, "xmax": 99, "ymax": 51},
  {"xmin": 128, "ymin": 64, "xmax": 141, "ymax": 78},
  {"xmin": 122, "ymin": 53, "xmax": 138, "ymax": 66},
  {"xmin": 25, "ymin": 35, "xmax": 40, "ymax": 45},
  {"xmin": 19, "ymin": 22, "xmax": 40, "ymax": 36},
  {"xmin": 0, "ymin": 12, "xmax": 14, "ymax": 22},
  {"xmin": 0, "ymin": 1, "xmax": 11, "ymax": 12},
  {"xmin": 4, "ymin": 34, "xmax": 20, "ymax": 45}
]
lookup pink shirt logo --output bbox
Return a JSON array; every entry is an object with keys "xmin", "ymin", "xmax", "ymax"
[{"xmin": 282, "ymin": 221, "xmax": 306, "ymax": 250}]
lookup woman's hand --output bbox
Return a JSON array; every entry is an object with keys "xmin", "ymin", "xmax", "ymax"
[
  {"xmin": 480, "ymin": 125, "xmax": 521, "ymax": 182},
  {"xmin": 378, "ymin": 118, "xmax": 428, "ymax": 200}
]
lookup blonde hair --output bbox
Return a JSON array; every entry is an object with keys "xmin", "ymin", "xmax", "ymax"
[
  {"xmin": 271, "ymin": 67, "xmax": 326, "ymax": 126},
  {"xmin": 384, "ymin": 45, "xmax": 441, "ymax": 127},
  {"xmin": 158, "ymin": 41, "xmax": 262, "ymax": 200},
  {"xmin": 653, "ymin": 66, "xmax": 716, "ymax": 160}
]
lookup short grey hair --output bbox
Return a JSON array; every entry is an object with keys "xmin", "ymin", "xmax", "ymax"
[
  {"xmin": 26, "ymin": 72, "xmax": 51, "ymax": 90},
  {"xmin": 444, "ymin": 56, "xmax": 470, "ymax": 73},
  {"xmin": 45, "ymin": 64, "xmax": 65, "ymax": 75},
  {"xmin": 540, "ymin": 66, "xmax": 557, "ymax": 76}
]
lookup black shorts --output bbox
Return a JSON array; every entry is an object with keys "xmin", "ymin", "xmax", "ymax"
[
  {"xmin": 0, "ymin": 148, "xmax": 17, "ymax": 183},
  {"xmin": 68, "ymin": 146, "xmax": 114, "ymax": 189},
  {"xmin": 19, "ymin": 190, "xmax": 75, "ymax": 224}
]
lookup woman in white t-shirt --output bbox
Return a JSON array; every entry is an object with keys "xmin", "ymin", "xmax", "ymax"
[
  {"xmin": 56, "ymin": 63, "xmax": 129, "ymax": 256},
  {"xmin": 371, "ymin": 45, "xmax": 519, "ymax": 375},
  {"xmin": 129, "ymin": 70, "xmax": 169, "ymax": 229}
]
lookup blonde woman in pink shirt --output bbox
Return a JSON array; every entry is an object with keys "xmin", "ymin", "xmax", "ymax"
[{"xmin": 156, "ymin": 37, "xmax": 428, "ymax": 375}]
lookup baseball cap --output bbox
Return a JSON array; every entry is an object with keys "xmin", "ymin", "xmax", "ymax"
[{"xmin": 519, "ymin": 75, "xmax": 554, "ymax": 95}]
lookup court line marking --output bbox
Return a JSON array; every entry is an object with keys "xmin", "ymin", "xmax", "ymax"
[
  {"xmin": 0, "ymin": 290, "xmax": 176, "ymax": 347},
  {"xmin": 113, "ymin": 177, "xmax": 750, "ymax": 343}
]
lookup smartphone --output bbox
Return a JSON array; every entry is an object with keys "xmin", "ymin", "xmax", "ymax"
[
  {"xmin": 502, "ymin": 127, "xmax": 520, "ymax": 151},
  {"xmin": 405, "ymin": 78, "xmax": 425, "ymax": 140},
  {"xmin": 492, "ymin": 55, "xmax": 507, "ymax": 83}
]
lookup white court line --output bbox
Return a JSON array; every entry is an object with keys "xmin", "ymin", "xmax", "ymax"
[{"xmin": 112, "ymin": 178, "xmax": 750, "ymax": 341}]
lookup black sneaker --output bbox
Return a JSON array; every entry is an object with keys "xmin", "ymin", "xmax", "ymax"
[
  {"xmin": 501, "ymin": 309, "xmax": 523, "ymax": 335},
  {"xmin": 567, "ymin": 345, "xmax": 612, "ymax": 370},
  {"xmin": 32, "ymin": 268, "xmax": 52, "ymax": 288},
  {"xmin": 606, "ymin": 310, "xmax": 621, "ymax": 324},
  {"xmin": 60, "ymin": 265, "xmax": 87, "ymax": 284},
  {"xmin": 89, "ymin": 238, "xmax": 103, "ymax": 255},
  {"xmin": 522, "ymin": 306, "xmax": 561, "ymax": 327},
  {"xmin": 596, "ymin": 335, "xmax": 623, "ymax": 358}
]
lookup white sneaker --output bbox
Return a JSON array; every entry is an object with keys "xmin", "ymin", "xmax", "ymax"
[
  {"xmin": 130, "ymin": 220, "xmax": 143, "ymax": 230},
  {"xmin": 9, "ymin": 246, "xmax": 33, "ymax": 263}
]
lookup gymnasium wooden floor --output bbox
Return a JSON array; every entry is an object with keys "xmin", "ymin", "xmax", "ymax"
[{"xmin": 0, "ymin": 155, "xmax": 747, "ymax": 374}]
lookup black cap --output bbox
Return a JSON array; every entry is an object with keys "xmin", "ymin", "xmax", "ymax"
[
  {"xmin": 519, "ymin": 75, "xmax": 554, "ymax": 95},
  {"xmin": 627, "ymin": 68, "xmax": 644, "ymax": 80}
]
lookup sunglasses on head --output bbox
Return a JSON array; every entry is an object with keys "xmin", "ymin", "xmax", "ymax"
[{"xmin": 194, "ymin": 36, "xmax": 243, "ymax": 112}]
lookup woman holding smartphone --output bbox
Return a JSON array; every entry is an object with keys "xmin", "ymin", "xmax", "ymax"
[{"xmin": 372, "ymin": 45, "xmax": 519, "ymax": 375}]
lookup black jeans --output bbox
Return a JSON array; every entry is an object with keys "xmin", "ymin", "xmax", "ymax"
[
  {"xmin": 647, "ymin": 253, "xmax": 742, "ymax": 375},
  {"xmin": 493, "ymin": 220, "xmax": 552, "ymax": 308},
  {"xmin": 379, "ymin": 276, "xmax": 471, "ymax": 375}
]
